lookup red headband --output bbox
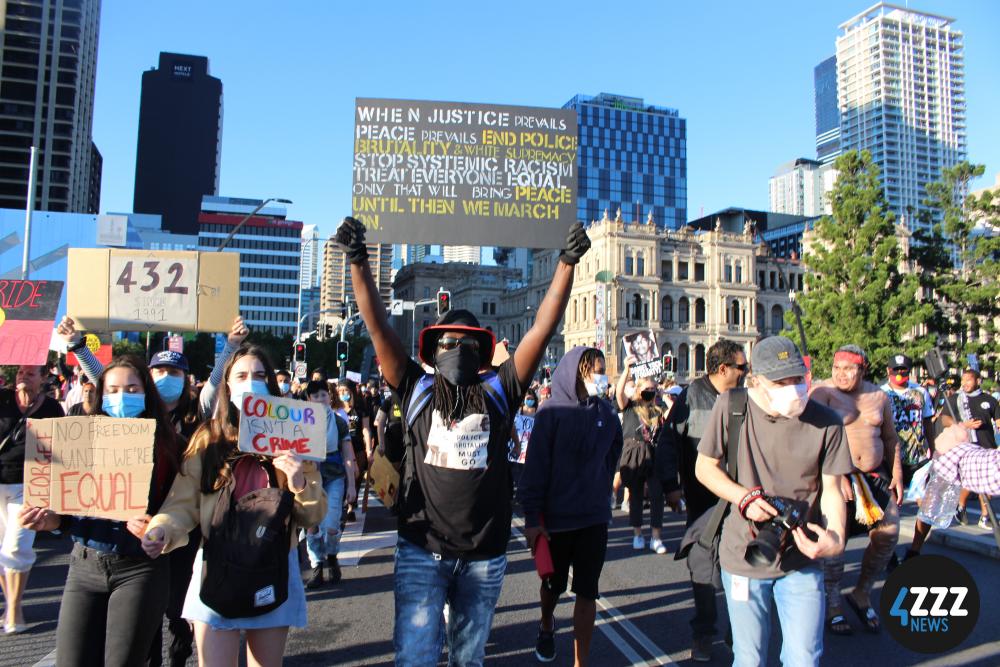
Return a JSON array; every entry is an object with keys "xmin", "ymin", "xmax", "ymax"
[{"xmin": 834, "ymin": 351, "xmax": 866, "ymax": 367}]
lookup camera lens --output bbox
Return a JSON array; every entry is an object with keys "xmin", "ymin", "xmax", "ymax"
[{"xmin": 745, "ymin": 525, "xmax": 784, "ymax": 567}]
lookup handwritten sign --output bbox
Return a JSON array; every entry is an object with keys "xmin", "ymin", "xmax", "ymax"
[
  {"xmin": 623, "ymin": 330, "xmax": 663, "ymax": 380},
  {"xmin": 23, "ymin": 419, "xmax": 55, "ymax": 509},
  {"xmin": 67, "ymin": 249, "xmax": 238, "ymax": 333},
  {"xmin": 46, "ymin": 417, "xmax": 156, "ymax": 521},
  {"xmin": 352, "ymin": 98, "xmax": 578, "ymax": 248},
  {"xmin": 0, "ymin": 279, "xmax": 64, "ymax": 365},
  {"xmin": 237, "ymin": 393, "xmax": 326, "ymax": 461}
]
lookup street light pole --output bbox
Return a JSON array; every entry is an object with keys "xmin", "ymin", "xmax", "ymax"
[
  {"xmin": 410, "ymin": 298, "xmax": 438, "ymax": 359},
  {"xmin": 216, "ymin": 197, "xmax": 293, "ymax": 252}
]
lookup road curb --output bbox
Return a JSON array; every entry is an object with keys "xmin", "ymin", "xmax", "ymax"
[{"xmin": 899, "ymin": 514, "xmax": 1000, "ymax": 561}]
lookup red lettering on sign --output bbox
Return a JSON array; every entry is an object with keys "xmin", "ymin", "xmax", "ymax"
[
  {"xmin": 60, "ymin": 471, "xmax": 81, "ymax": 512},
  {"xmin": 252, "ymin": 432, "xmax": 268, "ymax": 452}
]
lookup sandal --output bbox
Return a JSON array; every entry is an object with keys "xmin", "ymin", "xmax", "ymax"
[
  {"xmin": 846, "ymin": 595, "xmax": 880, "ymax": 634},
  {"xmin": 826, "ymin": 613, "xmax": 853, "ymax": 636}
]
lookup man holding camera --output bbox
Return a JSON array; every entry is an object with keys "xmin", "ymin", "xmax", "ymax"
[{"xmin": 695, "ymin": 337, "xmax": 852, "ymax": 667}]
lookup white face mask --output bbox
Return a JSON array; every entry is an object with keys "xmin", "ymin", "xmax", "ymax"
[
  {"xmin": 624, "ymin": 386, "xmax": 635, "ymax": 399},
  {"xmin": 765, "ymin": 383, "xmax": 809, "ymax": 418},
  {"xmin": 585, "ymin": 373, "xmax": 609, "ymax": 397}
]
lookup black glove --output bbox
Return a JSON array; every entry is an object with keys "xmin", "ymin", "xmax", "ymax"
[
  {"xmin": 558, "ymin": 222, "xmax": 591, "ymax": 265},
  {"xmin": 335, "ymin": 217, "xmax": 369, "ymax": 264}
]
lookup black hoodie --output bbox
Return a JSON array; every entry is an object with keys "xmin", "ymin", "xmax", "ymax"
[{"xmin": 518, "ymin": 346, "xmax": 623, "ymax": 531}]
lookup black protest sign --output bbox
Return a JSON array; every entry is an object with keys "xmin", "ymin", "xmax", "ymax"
[
  {"xmin": 623, "ymin": 330, "xmax": 663, "ymax": 380},
  {"xmin": 0, "ymin": 280, "xmax": 64, "ymax": 365},
  {"xmin": 352, "ymin": 98, "xmax": 578, "ymax": 248}
]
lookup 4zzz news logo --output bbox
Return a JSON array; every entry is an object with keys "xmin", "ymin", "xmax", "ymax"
[{"xmin": 881, "ymin": 555, "xmax": 980, "ymax": 654}]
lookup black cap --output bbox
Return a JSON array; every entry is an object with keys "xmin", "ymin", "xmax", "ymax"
[
  {"xmin": 887, "ymin": 353, "xmax": 912, "ymax": 371},
  {"xmin": 149, "ymin": 351, "xmax": 189, "ymax": 372}
]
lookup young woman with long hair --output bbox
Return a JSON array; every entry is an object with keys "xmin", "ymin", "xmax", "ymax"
[
  {"xmin": 336, "ymin": 379, "xmax": 371, "ymax": 522},
  {"xmin": 141, "ymin": 346, "xmax": 326, "ymax": 667},
  {"xmin": 19, "ymin": 355, "xmax": 184, "ymax": 663}
]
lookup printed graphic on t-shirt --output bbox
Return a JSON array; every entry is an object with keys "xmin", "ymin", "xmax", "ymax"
[
  {"xmin": 883, "ymin": 386, "xmax": 928, "ymax": 466},
  {"xmin": 509, "ymin": 413, "xmax": 534, "ymax": 463},
  {"xmin": 425, "ymin": 409, "xmax": 491, "ymax": 470}
]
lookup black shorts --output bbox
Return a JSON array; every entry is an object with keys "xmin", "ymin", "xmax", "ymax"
[{"xmin": 543, "ymin": 523, "xmax": 608, "ymax": 601}]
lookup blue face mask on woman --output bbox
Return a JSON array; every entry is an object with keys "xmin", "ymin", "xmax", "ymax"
[
  {"xmin": 230, "ymin": 379, "xmax": 271, "ymax": 408},
  {"xmin": 524, "ymin": 398, "xmax": 537, "ymax": 408},
  {"xmin": 103, "ymin": 392, "xmax": 146, "ymax": 418},
  {"xmin": 154, "ymin": 374, "xmax": 185, "ymax": 403}
]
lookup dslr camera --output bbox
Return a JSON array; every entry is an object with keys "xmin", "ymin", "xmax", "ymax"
[{"xmin": 744, "ymin": 495, "xmax": 806, "ymax": 566}]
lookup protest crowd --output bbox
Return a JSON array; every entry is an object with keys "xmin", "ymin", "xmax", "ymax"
[{"xmin": 0, "ymin": 217, "xmax": 997, "ymax": 667}]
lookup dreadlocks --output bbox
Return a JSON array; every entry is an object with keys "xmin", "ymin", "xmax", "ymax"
[{"xmin": 432, "ymin": 372, "xmax": 487, "ymax": 421}]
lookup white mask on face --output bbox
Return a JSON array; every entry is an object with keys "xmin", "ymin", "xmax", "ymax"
[
  {"xmin": 585, "ymin": 373, "xmax": 609, "ymax": 397},
  {"xmin": 766, "ymin": 383, "xmax": 809, "ymax": 418}
]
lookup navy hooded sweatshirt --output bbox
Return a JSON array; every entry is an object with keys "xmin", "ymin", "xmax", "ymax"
[{"xmin": 518, "ymin": 346, "xmax": 623, "ymax": 531}]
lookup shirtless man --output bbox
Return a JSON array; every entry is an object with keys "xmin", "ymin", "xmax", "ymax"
[{"xmin": 810, "ymin": 345, "xmax": 904, "ymax": 635}]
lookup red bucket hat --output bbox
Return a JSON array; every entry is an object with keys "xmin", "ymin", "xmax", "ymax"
[{"xmin": 417, "ymin": 309, "xmax": 496, "ymax": 369}]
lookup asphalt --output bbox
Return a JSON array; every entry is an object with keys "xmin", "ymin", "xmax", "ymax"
[{"xmin": 5, "ymin": 496, "xmax": 1000, "ymax": 667}]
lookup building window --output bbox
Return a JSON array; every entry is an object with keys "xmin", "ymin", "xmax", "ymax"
[
  {"xmin": 662, "ymin": 295, "xmax": 673, "ymax": 322},
  {"xmin": 625, "ymin": 254, "xmax": 634, "ymax": 275},
  {"xmin": 735, "ymin": 264, "xmax": 743, "ymax": 283},
  {"xmin": 636, "ymin": 255, "xmax": 645, "ymax": 276},
  {"xmin": 678, "ymin": 262, "xmax": 689, "ymax": 281},
  {"xmin": 662, "ymin": 261, "xmax": 673, "ymax": 281},
  {"xmin": 678, "ymin": 297, "xmax": 690, "ymax": 324},
  {"xmin": 632, "ymin": 294, "xmax": 643, "ymax": 321},
  {"xmin": 771, "ymin": 304, "xmax": 784, "ymax": 332},
  {"xmin": 731, "ymin": 300, "xmax": 740, "ymax": 326},
  {"xmin": 695, "ymin": 298, "xmax": 706, "ymax": 325},
  {"xmin": 695, "ymin": 344, "xmax": 706, "ymax": 373},
  {"xmin": 678, "ymin": 343, "xmax": 689, "ymax": 374},
  {"xmin": 490, "ymin": 303, "xmax": 496, "ymax": 315},
  {"xmin": 724, "ymin": 264, "xmax": 732, "ymax": 283},
  {"xmin": 695, "ymin": 262, "xmax": 705, "ymax": 282},
  {"xmin": 482, "ymin": 301, "xmax": 489, "ymax": 315}
]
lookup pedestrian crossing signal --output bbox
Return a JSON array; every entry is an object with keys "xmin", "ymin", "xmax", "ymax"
[
  {"xmin": 337, "ymin": 340, "xmax": 349, "ymax": 362},
  {"xmin": 295, "ymin": 343, "xmax": 306, "ymax": 357},
  {"xmin": 662, "ymin": 353, "xmax": 674, "ymax": 372},
  {"xmin": 437, "ymin": 290, "xmax": 451, "ymax": 317}
]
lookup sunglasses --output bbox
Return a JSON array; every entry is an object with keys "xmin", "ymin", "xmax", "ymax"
[
  {"xmin": 728, "ymin": 363, "xmax": 750, "ymax": 373},
  {"xmin": 437, "ymin": 337, "xmax": 480, "ymax": 352},
  {"xmin": 891, "ymin": 368, "xmax": 910, "ymax": 374}
]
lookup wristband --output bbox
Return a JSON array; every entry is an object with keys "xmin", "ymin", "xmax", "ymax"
[
  {"xmin": 738, "ymin": 486, "xmax": 764, "ymax": 519},
  {"xmin": 67, "ymin": 338, "xmax": 87, "ymax": 353}
]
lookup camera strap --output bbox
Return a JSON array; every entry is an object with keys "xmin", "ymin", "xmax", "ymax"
[{"xmin": 697, "ymin": 388, "xmax": 748, "ymax": 549}]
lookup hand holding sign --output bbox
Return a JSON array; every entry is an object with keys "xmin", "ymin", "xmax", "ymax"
[
  {"xmin": 226, "ymin": 315, "xmax": 250, "ymax": 347},
  {"xmin": 18, "ymin": 506, "xmax": 59, "ymax": 532},
  {"xmin": 273, "ymin": 451, "xmax": 306, "ymax": 493},
  {"xmin": 142, "ymin": 527, "xmax": 167, "ymax": 559}
]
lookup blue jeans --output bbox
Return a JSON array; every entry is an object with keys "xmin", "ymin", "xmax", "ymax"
[
  {"xmin": 394, "ymin": 536, "xmax": 507, "ymax": 667},
  {"xmin": 305, "ymin": 476, "xmax": 345, "ymax": 567},
  {"xmin": 722, "ymin": 567, "xmax": 824, "ymax": 667}
]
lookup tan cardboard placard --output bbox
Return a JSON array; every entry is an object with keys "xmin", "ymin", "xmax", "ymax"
[
  {"xmin": 237, "ymin": 393, "xmax": 326, "ymax": 462},
  {"xmin": 23, "ymin": 419, "xmax": 55, "ymax": 509},
  {"xmin": 48, "ymin": 417, "xmax": 156, "ymax": 521},
  {"xmin": 66, "ymin": 249, "xmax": 238, "ymax": 333}
]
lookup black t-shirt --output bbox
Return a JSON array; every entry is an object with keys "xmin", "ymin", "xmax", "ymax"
[
  {"xmin": 0, "ymin": 390, "xmax": 65, "ymax": 483},
  {"xmin": 379, "ymin": 394, "xmax": 405, "ymax": 462},
  {"xmin": 949, "ymin": 391, "xmax": 1000, "ymax": 448},
  {"xmin": 391, "ymin": 358, "xmax": 525, "ymax": 559}
]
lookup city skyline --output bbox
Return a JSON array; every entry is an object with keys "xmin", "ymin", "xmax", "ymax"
[{"xmin": 89, "ymin": 2, "xmax": 1000, "ymax": 242}]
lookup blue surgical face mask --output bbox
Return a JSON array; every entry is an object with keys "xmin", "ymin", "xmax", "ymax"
[
  {"xmin": 230, "ymin": 379, "xmax": 270, "ymax": 408},
  {"xmin": 103, "ymin": 392, "xmax": 146, "ymax": 418},
  {"xmin": 339, "ymin": 392, "xmax": 352, "ymax": 404},
  {"xmin": 524, "ymin": 398, "xmax": 537, "ymax": 408},
  {"xmin": 278, "ymin": 382, "xmax": 291, "ymax": 395},
  {"xmin": 154, "ymin": 374, "xmax": 185, "ymax": 403}
]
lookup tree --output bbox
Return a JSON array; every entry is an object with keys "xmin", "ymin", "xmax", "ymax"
[
  {"xmin": 913, "ymin": 161, "xmax": 999, "ymax": 379},
  {"xmin": 788, "ymin": 150, "xmax": 933, "ymax": 375}
]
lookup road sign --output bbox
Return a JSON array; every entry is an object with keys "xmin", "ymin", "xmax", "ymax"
[
  {"xmin": 167, "ymin": 335, "xmax": 183, "ymax": 353},
  {"xmin": 390, "ymin": 300, "xmax": 403, "ymax": 316},
  {"xmin": 294, "ymin": 361, "xmax": 307, "ymax": 379}
]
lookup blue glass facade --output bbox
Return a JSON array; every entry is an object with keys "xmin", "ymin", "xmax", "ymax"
[
  {"xmin": 814, "ymin": 56, "xmax": 840, "ymax": 164},
  {"xmin": 563, "ymin": 93, "xmax": 686, "ymax": 230}
]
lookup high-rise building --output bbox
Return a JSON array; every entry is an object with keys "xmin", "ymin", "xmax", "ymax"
[
  {"xmin": 197, "ymin": 196, "xmax": 300, "ymax": 336},
  {"xmin": 814, "ymin": 56, "xmax": 841, "ymax": 164},
  {"xmin": 836, "ymin": 3, "xmax": 966, "ymax": 227},
  {"xmin": 769, "ymin": 158, "xmax": 836, "ymax": 217},
  {"xmin": 0, "ymin": 0, "xmax": 101, "ymax": 213},
  {"xmin": 134, "ymin": 53, "xmax": 223, "ymax": 235},
  {"xmin": 563, "ymin": 93, "xmax": 686, "ymax": 230},
  {"xmin": 442, "ymin": 245, "xmax": 480, "ymax": 264},
  {"xmin": 300, "ymin": 224, "xmax": 320, "ymax": 289},
  {"xmin": 320, "ymin": 240, "xmax": 393, "ymax": 327}
]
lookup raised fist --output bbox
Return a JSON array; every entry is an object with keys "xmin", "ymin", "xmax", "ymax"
[
  {"xmin": 558, "ymin": 223, "xmax": 591, "ymax": 266},
  {"xmin": 335, "ymin": 217, "xmax": 369, "ymax": 265}
]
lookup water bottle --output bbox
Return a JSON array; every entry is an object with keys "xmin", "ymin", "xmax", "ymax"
[{"xmin": 918, "ymin": 468, "xmax": 961, "ymax": 529}]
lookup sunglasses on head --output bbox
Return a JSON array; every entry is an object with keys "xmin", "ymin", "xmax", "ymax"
[{"xmin": 437, "ymin": 337, "xmax": 480, "ymax": 352}]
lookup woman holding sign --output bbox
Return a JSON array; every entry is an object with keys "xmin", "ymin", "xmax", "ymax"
[
  {"xmin": 18, "ymin": 355, "xmax": 184, "ymax": 663},
  {"xmin": 0, "ymin": 364, "xmax": 64, "ymax": 633},
  {"xmin": 141, "ymin": 346, "xmax": 326, "ymax": 667}
]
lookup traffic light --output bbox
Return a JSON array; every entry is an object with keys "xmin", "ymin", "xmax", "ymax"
[
  {"xmin": 336, "ymin": 340, "xmax": 349, "ymax": 363},
  {"xmin": 295, "ymin": 343, "xmax": 306, "ymax": 358},
  {"xmin": 340, "ymin": 302, "xmax": 348, "ymax": 319},
  {"xmin": 437, "ymin": 289, "xmax": 451, "ymax": 317},
  {"xmin": 325, "ymin": 323, "xmax": 335, "ymax": 339},
  {"xmin": 662, "ymin": 353, "xmax": 674, "ymax": 373},
  {"xmin": 315, "ymin": 320, "xmax": 325, "ymax": 341}
]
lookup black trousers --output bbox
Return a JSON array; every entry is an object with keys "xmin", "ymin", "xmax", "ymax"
[
  {"xmin": 690, "ymin": 580, "xmax": 718, "ymax": 639},
  {"xmin": 56, "ymin": 543, "xmax": 170, "ymax": 667},
  {"xmin": 147, "ymin": 530, "xmax": 200, "ymax": 666}
]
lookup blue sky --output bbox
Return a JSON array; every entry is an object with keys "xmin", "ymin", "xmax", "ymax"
[{"xmin": 93, "ymin": 1, "xmax": 1000, "ymax": 241}]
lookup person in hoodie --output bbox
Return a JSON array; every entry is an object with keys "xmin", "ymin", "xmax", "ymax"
[
  {"xmin": 519, "ymin": 346, "xmax": 623, "ymax": 665},
  {"xmin": 335, "ymin": 215, "xmax": 588, "ymax": 667}
]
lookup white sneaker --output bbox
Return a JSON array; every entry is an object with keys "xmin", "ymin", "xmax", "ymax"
[
  {"xmin": 621, "ymin": 501, "xmax": 630, "ymax": 513},
  {"xmin": 650, "ymin": 538, "xmax": 667, "ymax": 555},
  {"xmin": 979, "ymin": 516, "xmax": 992, "ymax": 531},
  {"xmin": 632, "ymin": 535, "xmax": 645, "ymax": 550}
]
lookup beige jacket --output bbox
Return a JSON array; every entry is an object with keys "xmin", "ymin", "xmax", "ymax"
[{"xmin": 146, "ymin": 452, "xmax": 326, "ymax": 554}]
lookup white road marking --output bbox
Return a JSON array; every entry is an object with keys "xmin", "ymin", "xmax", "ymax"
[
  {"xmin": 32, "ymin": 649, "xmax": 56, "ymax": 667},
  {"xmin": 338, "ymin": 496, "xmax": 398, "ymax": 567}
]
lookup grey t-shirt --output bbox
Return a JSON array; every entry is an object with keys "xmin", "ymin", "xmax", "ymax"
[{"xmin": 698, "ymin": 390, "xmax": 852, "ymax": 579}]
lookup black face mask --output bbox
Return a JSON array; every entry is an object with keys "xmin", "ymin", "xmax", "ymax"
[
  {"xmin": 435, "ymin": 346, "xmax": 481, "ymax": 386},
  {"xmin": 640, "ymin": 390, "xmax": 656, "ymax": 402}
]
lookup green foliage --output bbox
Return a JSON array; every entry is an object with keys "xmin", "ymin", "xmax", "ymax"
[
  {"xmin": 788, "ymin": 150, "xmax": 933, "ymax": 375},
  {"xmin": 112, "ymin": 339, "xmax": 146, "ymax": 359},
  {"xmin": 913, "ymin": 161, "xmax": 999, "ymax": 378}
]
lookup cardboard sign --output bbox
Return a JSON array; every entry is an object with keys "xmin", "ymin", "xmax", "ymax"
[
  {"xmin": 23, "ymin": 419, "xmax": 55, "ymax": 509},
  {"xmin": 352, "ymin": 98, "xmax": 578, "ymax": 248},
  {"xmin": 0, "ymin": 279, "xmax": 64, "ymax": 365},
  {"xmin": 369, "ymin": 449, "xmax": 400, "ymax": 508},
  {"xmin": 623, "ymin": 330, "xmax": 663, "ymax": 380},
  {"xmin": 237, "ymin": 393, "xmax": 326, "ymax": 461},
  {"xmin": 66, "ymin": 249, "xmax": 238, "ymax": 333},
  {"xmin": 46, "ymin": 417, "xmax": 156, "ymax": 521}
]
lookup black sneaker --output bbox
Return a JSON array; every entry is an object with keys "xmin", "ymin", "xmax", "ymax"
[
  {"xmin": 327, "ymin": 556, "xmax": 342, "ymax": 583},
  {"xmin": 345, "ymin": 508, "xmax": 357, "ymax": 522},
  {"xmin": 305, "ymin": 565, "xmax": 325, "ymax": 590},
  {"xmin": 535, "ymin": 626, "xmax": 556, "ymax": 663},
  {"xmin": 955, "ymin": 506, "xmax": 969, "ymax": 526}
]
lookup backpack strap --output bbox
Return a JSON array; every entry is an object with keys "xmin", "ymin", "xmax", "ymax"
[
  {"xmin": 697, "ymin": 388, "xmax": 747, "ymax": 549},
  {"xmin": 479, "ymin": 371, "xmax": 509, "ymax": 419},
  {"xmin": 405, "ymin": 374, "xmax": 436, "ymax": 429}
]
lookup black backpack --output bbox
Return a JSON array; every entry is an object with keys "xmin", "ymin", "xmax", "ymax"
[
  {"xmin": 200, "ymin": 456, "xmax": 295, "ymax": 618},
  {"xmin": 619, "ymin": 419, "xmax": 658, "ymax": 488}
]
